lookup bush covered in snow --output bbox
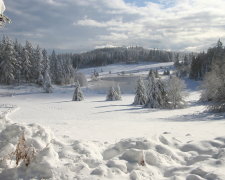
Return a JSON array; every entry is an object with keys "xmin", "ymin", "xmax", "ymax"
[
  {"xmin": 0, "ymin": 0, "xmax": 10, "ymax": 26},
  {"xmin": 43, "ymin": 71, "xmax": 53, "ymax": 93},
  {"xmin": 201, "ymin": 61, "xmax": 225, "ymax": 112},
  {"xmin": 166, "ymin": 76, "xmax": 186, "ymax": 109},
  {"xmin": 74, "ymin": 72, "xmax": 88, "ymax": 87},
  {"xmin": 72, "ymin": 81, "xmax": 84, "ymax": 101},
  {"xmin": 106, "ymin": 85, "xmax": 122, "ymax": 101}
]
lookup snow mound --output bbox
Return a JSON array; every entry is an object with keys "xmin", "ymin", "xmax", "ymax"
[{"xmin": 1, "ymin": 105, "xmax": 225, "ymax": 179}]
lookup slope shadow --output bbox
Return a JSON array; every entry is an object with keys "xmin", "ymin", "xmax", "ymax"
[
  {"xmin": 92, "ymin": 100, "xmax": 108, "ymax": 103},
  {"xmin": 95, "ymin": 104, "xmax": 133, "ymax": 108},
  {"xmin": 50, "ymin": 100, "xmax": 73, "ymax": 104},
  {"xmin": 165, "ymin": 112, "xmax": 225, "ymax": 122},
  {"xmin": 96, "ymin": 107, "xmax": 143, "ymax": 114}
]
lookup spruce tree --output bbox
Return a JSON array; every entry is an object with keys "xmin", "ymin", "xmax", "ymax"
[
  {"xmin": 35, "ymin": 46, "xmax": 43, "ymax": 85},
  {"xmin": 144, "ymin": 73, "xmax": 169, "ymax": 108},
  {"xmin": 72, "ymin": 81, "xmax": 84, "ymax": 101},
  {"xmin": 13, "ymin": 39, "xmax": 23, "ymax": 84},
  {"xmin": 43, "ymin": 71, "xmax": 53, "ymax": 93},
  {"xmin": 115, "ymin": 84, "xmax": 122, "ymax": 100},
  {"xmin": 133, "ymin": 78, "xmax": 147, "ymax": 105},
  {"xmin": 0, "ymin": 37, "xmax": 16, "ymax": 84},
  {"xmin": 42, "ymin": 49, "xmax": 53, "ymax": 93},
  {"xmin": 50, "ymin": 50, "xmax": 57, "ymax": 83},
  {"xmin": 155, "ymin": 69, "xmax": 159, "ymax": 78},
  {"xmin": 106, "ymin": 86, "xmax": 121, "ymax": 101},
  {"xmin": 21, "ymin": 47, "xmax": 31, "ymax": 82},
  {"xmin": 148, "ymin": 69, "xmax": 154, "ymax": 78}
]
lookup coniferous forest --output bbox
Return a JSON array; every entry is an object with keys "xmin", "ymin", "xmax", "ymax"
[{"xmin": 0, "ymin": 36, "xmax": 193, "ymax": 85}]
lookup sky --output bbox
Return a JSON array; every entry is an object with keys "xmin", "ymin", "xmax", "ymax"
[{"xmin": 1, "ymin": 0, "xmax": 225, "ymax": 53}]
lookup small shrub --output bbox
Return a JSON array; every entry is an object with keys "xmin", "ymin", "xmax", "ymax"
[
  {"xmin": 13, "ymin": 133, "xmax": 35, "ymax": 167},
  {"xmin": 74, "ymin": 72, "xmax": 88, "ymax": 87}
]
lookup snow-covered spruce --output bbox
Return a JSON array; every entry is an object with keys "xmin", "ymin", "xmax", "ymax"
[
  {"xmin": 0, "ymin": 0, "xmax": 10, "ymax": 26},
  {"xmin": 72, "ymin": 81, "xmax": 84, "ymax": 101},
  {"xmin": 37, "ymin": 73, "xmax": 44, "ymax": 86},
  {"xmin": 115, "ymin": 84, "xmax": 122, "ymax": 100},
  {"xmin": 200, "ymin": 43, "xmax": 225, "ymax": 112},
  {"xmin": 145, "ymin": 73, "xmax": 169, "ymax": 108},
  {"xmin": 133, "ymin": 78, "xmax": 147, "ymax": 105},
  {"xmin": 155, "ymin": 69, "xmax": 159, "ymax": 78},
  {"xmin": 147, "ymin": 69, "xmax": 154, "ymax": 78},
  {"xmin": 43, "ymin": 71, "xmax": 53, "ymax": 93},
  {"xmin": 35, "ymin": 46, "xmax": 44, "ymax": 86},
  {"xmin": 42, "ymin": 49, "xmax": 53, "ymax": 93},
  {"xmin": 0, "ymin": 36, "xmax": 17, "ymax": 84},
  {"xmin": 106, "ymin": 86, "xmax": 121, "ymax": 101}
]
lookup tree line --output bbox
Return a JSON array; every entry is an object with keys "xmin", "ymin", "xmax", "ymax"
[
  {"xmin": 180, "ymin": 39, "xmax": 225, "ymax": 112},
  {"xmin": 0, "ymin": 36, "xmax": 193, "ymax": 86},
  {"xmin": 73, "ymin": 46, "xmax": 189, "ymax": 68},
  {"xmin": 0, "ymin": 36, "xmax": 75, "ymax": 86}
]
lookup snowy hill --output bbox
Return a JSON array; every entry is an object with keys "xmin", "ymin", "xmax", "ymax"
[{"xmin": 1, "ymin": 62, "xmax": 225, "ymax": 179}]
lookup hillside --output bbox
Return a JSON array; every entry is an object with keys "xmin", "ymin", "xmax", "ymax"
[{"xmin": 0, "ymin": 62, "xmax": 225, "ymax": 179}]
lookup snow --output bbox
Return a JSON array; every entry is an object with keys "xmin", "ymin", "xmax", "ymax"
[
  {"xmin": 79, "ymin": 62, "xmax": 174, "ymax": 80},
  {"xmin": 0, "ymin": 0, "xmax": 5, "ymax": 14},
  {"xmin": 1, "ymin": 62, "xmax": 225, "ymax": 179}
]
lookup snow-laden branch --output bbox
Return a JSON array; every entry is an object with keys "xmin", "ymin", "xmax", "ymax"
[{"xmin": 0, "ymin": 0, "xmax": 11, "ymax": 25}]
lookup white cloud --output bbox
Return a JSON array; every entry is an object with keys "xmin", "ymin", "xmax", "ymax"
[{"xmin": 3, "ymin": 0, "xmax": 225, "ymax": 52}]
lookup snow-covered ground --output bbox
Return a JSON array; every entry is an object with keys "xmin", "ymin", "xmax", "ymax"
[
  {"xmin": 1, "ymin": 62, "xmax": 225, "ymax": 180},
  {"xmin": 79, "ymin": 62, "xmax": 174, "ymax": 80}
]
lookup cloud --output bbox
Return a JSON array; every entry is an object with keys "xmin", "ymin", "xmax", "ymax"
[{"xmin": 2, "ymin": 0, "xmax": 225, "ymax": 52}]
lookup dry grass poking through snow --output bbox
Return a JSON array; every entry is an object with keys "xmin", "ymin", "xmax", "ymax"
[
  {"xmin": 0, "ymin": 133, "xmax": 36, "ymax": 167},
  {"xmin": 13, "ymin": 133, "xmax": 36, "ymax": 167}
]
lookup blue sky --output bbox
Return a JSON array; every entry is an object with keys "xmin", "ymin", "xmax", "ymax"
[
  {"xmin": 124, "ymin": 0, "xmax": 148, "ymax": 6},
  {"xmin": 1, "ymin": 0, "xmax": 225, "ymax": 52},
  {"xmin": 124, "ymin": 0, "xmax": 164, "ymax": 7}
]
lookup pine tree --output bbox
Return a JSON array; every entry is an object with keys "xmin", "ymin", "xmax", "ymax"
[
  {"xmin": 0, "ymin": 36, "xmax": 16, "ymax": 84},
  {"xmin": 13, "ymin": 39, "xmax": 23, "ymax": 84},
  {"xmin": 21, "ymin": 47, "xmax": 31, "ymax": 82},
  {"xmin": 201, "ymin": 55, "xmax": 225, "ymax": 112},
  {"xmin": 145, "ymin": 73, "xmax": 159, "ymax": 108},
  {"xmin": 42, "ymin": 49, "xmax": 53, "ymax": 93},
  {"xmin": 155, "ymin": 69, "xmax": 159, "ymax": 78},
  {"xmin": 115, "ymin": 84, "xmax": 122, "ymax": 100},
  {"xmin": 43, "ymin": 71, "xmax": 53, "ymax": 93},
  {"xmin": 35, "ymin": 46, "xmax": 43, "ymax": 85},
  {"xmin": 55, "ymin": 56, "xmax": 64, "ymax": 85},
  {"xmin": 133, "ymin": 78, "xmax": 147, "ymax": 105},
  {"xmin": 106, "ymin": 86, "xmax": 121, "ymax": 101},
  {"xmin": 25, "ymin": 41, "xmax": 35, "ymax": 81},
  {"xmin": 72, "ymin": 81, "xmax": 84, "ymax": 101},
  {"xmin": 144, "ymin": 73, "xmax": 169, "ymax": 108},
  {"xmin": 148, "ymin": 69, "xmax": 154, "ymax": 78},
  {"xmin": 156, "ymin": 79, "xmax": 169, "ymax": 108},
  {"xmin": 50, "ymin": 50, "xmax": 57, "ymax": 83},
  {"xmin": 42, "ymin": 49, "xmax": 49, "ymax": 73}
]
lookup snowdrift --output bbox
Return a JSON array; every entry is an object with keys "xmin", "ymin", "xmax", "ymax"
[{"xmin": 1, "ymin": 105, "xmax": 225, "ymax": 180}]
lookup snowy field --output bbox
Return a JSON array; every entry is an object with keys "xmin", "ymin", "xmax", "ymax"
[{"xmin": 1, "ymin": 62, "xmax": 225, "ymax": 180}]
